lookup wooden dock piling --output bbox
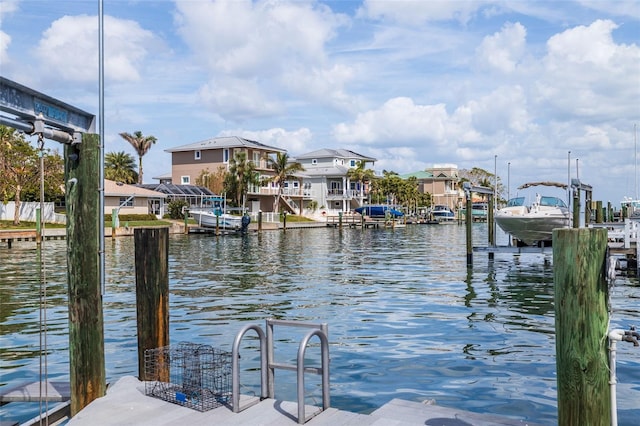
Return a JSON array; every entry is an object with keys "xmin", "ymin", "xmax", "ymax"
[
  {"xmin": 134, "ymin": 227, "xmax": 170, "ymax": 381},
  {"xmin": 553, "ymin": 227, "xmax": 610, "ymax": 425},
  {"xmin": 65, "ymin": 133, "xmax": 106, "ymax": 416}
]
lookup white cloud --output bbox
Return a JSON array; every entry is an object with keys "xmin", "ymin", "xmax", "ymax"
[
  {"xmin": 219, "ymin": 127, "xmax": 313, "ymax": 154},
  {"xmin": 536, "ymin": 19, "xmax": 640, "ymax": 121},
  {"xmin": 358, "ymin": 0, "xmax": 488, "ymax": 25},
  {"xmin": 332, "ymin": 97, "xmax": 449, "ymax": 145},
  {"xmin": 198, "ymin": 77, "xmax": 282, "ymax": 122},
  {"xmin": 174, "ymin": 0, "xmax": 352, "ymax": 117},
  {"xmin": 476, "ymin": 22, "xmax": 527, "ymax": 73},
  {"xmin": 0, "ymin": 0, "xmax": 18, "ymax": 64},
  {"xmin": 34, "ymin": 15, "xmax": 158, "ymax": 83}
]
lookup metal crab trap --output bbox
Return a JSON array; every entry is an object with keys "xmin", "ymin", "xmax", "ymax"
[{"xmin": 144, "ymin": 342, "xmax": 232, "ymax": 411}]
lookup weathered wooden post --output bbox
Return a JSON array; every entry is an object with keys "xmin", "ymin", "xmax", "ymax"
[
  {"xmin": 134, "ymin": 227, "xmax": 169, "ymax": 381},
  {"xmin": 553, "ymin": 228, "xmax": 610, "ymax": 425},
  {"xmin": 584, "ymin": 190, "xmax": 593, "ymax": 225},
  {"xmin": 338, "ymin": 211, "xmax": 343, "ymax": 229},
  {"xmin": 35, "ymin": 207, "xmax": 42, "ymax": 245},
  {"xmin": 65, "ymin": 133, "xmax": 106, "ymax": 416},
  {"xmin": 487, "ymin": 196, "xmax": 494, "ymax": 260},
  {"xmin": 258, "ymin": 210, "xmax": 263, "ymax": 232},
  {"xmin": 572, "ymin": 188, "xmax": 580, "ymax": 228},
  {"xmin": 465, "ymin": 194, "xmax": 473, "ymax": 266},
  {"xmin": 595, "ymin": 200, "xmax": 603, "ymax": 223},
  {"xmin": 283, "ymin": 211, "xmax": 287, "ymax": 231},
  {"xmin": 111, "ymin": 207, "xmax": 118, "ymax": 237}
]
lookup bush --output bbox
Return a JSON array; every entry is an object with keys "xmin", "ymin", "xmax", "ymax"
[
  {"xmin": 167, "ymin": 199, "xmax": 189, "ymax": 219},
  {"xmin": 105, "ymin": 213, "xmax": 157, "ymax": 222}
]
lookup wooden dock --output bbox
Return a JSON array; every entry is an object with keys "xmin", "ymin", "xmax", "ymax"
[
  {"xmin": 63, "ymin": 376, "xmax": 540, "ymax": 426},
  {"xmin": 0, "ymin": 229, "xmax": 66, "ymax": 248},
  {"xmin": 325, "ymin": 215, "xmax": 406, "ymax": 229}
]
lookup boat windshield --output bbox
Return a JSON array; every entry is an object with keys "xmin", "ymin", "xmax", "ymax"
[
  {"xmin": 539, "ymin": 196, "xmax": 567, "ymax": 208},
  {"xmin": 506, "ymin": 197, "xmax": 525, "ymax": 207}
]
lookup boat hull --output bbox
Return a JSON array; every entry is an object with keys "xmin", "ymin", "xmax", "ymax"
[
  {"xmin": 355, "ymin": 205, "xmax": 404, "ymax": 218},
  {"xmin": 190, "ymin": 210, "xmax": 242, "ymax": 229},
  {"xmin": 495, "ymin": 213, "xmax": 569, "ymax": 245}
]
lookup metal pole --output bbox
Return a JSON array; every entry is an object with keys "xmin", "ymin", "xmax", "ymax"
[
  {"xmin": 99, "ymin": 0, "xmax": 105, "ymax": 294},
  {"xmin": 507, "ymin": 162, "xmax": 510, "ymax": 201},
  {"xmin": 567, "ymin": 151, "xmax": 571, "ymax": 226},
  {"xmin": 493, "ymin": 155, "xmax": 497, "ymax": 245}
]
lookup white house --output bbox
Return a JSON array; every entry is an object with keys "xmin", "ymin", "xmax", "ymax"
[{"xmin": 292, "ymin": 149, "xmax": 377, "ymax": 215}]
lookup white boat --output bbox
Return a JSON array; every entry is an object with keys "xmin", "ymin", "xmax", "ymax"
[
  {"xmin": 189, "ymin": 209, "xmax": 243, "ymax": 229},
  {"xmin": 495, "ymin": 181, "xmax": 570, "ymax": 246},
  {"xmin": 189, "ymin": 196, "xmax": 244, "ymax": 229}
]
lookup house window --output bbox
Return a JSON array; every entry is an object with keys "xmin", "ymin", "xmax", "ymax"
[
  {"xmin": 181, "ymin": 176, "xmax": 190, "ymax": 184},
  {"xmin": 312, "ymin": 159, "xmax": 317, "ymax": 165},
  {"xmin": 194, "ymin": 150, "xmax": 201, "ymax": 160},
  {"xmin": 119, "ymin": 197, "xmax": 134, "ymax": 207},
  {"xmin": 350, "ymin": 160, "xmax": 356, "ymax": 167},
  {"xmin": 253, "ymin": 152, "xmax": 260, "ymax": 165},
  {"xmin": 223, "ymin": 148, "xmax": 229, "ymax": 163}
]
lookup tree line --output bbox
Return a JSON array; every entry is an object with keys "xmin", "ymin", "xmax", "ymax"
[{"xmin": 1, "ymin": 124, "xmax": 501, "ymax": 224}]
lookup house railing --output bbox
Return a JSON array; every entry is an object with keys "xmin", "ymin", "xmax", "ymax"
[
  {"xmin": 327, "ymin": 189, "xmax": 367, "ymax": 198},
  {"xmin": 248, "ymin": 187, "xmax": 315, "ymax": 198}
]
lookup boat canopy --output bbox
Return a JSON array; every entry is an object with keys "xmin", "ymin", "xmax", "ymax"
[{"xmin": 517, "ymin": 181, "xmax": 568, "ymax": 190}]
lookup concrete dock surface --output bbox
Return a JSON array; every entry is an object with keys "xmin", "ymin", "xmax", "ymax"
[{"xmin": 66, "ymin": 376, "xmax": 541, "ymax": 426}]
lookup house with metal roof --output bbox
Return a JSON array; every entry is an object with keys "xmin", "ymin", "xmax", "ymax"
[
  {"xmin": 164, "ymin": 136, "xmax": 291, "ymax": 213},
  {"xmin": 400, "ymin": 164, "xmax": 463, "ymax": 211},
  {"xmin": 292, "ymin": 149, "xmax": 377, "ymax": 214}
]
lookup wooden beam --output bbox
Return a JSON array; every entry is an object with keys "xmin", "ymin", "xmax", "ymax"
[
  {"xmin": 553, "ymin": 228, "xmax": 610, "ymax": 425},
  {"xmin": 65, "ymin": 133, "xmax": 106, "ymax": 416}
]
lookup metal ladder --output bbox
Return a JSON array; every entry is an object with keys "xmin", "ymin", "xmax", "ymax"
[{"xmin": 232, "ymin": 319, "xmax": 330, "ymax": 424}]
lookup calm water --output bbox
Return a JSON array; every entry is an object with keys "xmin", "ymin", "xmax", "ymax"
[{"xmin": 1, "ymin": 224, "xmax": 639, "ymax": 425}]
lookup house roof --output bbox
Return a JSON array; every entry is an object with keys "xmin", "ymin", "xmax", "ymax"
[
  {"xmin": 152, "ymin": 172, "xmax": 172, "ymax": 180},
  {"xmin": 165, "ymin": 136, "xmax": 286, "ymax": 153},
  {"xmin": 400, "ymin": 171, "xmax": 433, "ymax": 179},
  {"xmin": 300, "ymin": 165, "xmax": 350, "ymax": 177},
  {"xmin": 294, "ymin": 148, "xmax": 376, "ymax": 162},
  {"xmin": 136, "ymin": 183, "xmax": 216, "ymax": 197},
  {"xmin": 104, "ymin": 180, "xmax": 167, "ymax": 198}
]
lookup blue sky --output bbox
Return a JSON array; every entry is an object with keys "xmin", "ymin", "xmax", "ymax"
[{"xmin": 1, "ymin": 0, "xmax": 639, "ymax": 204}]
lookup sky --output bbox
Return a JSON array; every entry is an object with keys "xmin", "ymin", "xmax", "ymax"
[{"xmin": 1, "ymin": 0, "xmax": 639, "ymax": 204}]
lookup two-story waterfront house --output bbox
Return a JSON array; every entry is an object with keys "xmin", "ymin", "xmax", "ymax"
[
  {"xmin": 165, "ymin": 136, "xmax": 302, "ymax": 214},
  {"xmin": 293, "ymin": 149, "xmax": 377, "ymax": 215},
  {"xmin": 401, "ymin": 164, "xmax": 463, "ymax": 213}
]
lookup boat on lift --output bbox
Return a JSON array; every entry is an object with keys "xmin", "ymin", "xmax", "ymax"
[{"xmin": 495, "ymin": 181, "xmax": 569, "ymax": 246}]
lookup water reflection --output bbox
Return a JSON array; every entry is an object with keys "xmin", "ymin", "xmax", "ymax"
[{"xmin": 1, "ymin": 225, "xmax": 639, "ymax": 425}]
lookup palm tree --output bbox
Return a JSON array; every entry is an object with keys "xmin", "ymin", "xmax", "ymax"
[
  {"xmin": 105, "ymin": 151, "xmax": 138, "ymax": 184},
  {"xmin": 263, "ymin": 152, "xmax": 305, "ymax": 213},
  {"xmin": 347, "ymin": 160, "xmax": 375, "ymax": 202},
  {"xmin": 225, "ymin": 151, "xmax": 259, "ymax": 211},
  {"xmin": 119, "ymin": 130, "xmax": 157, "ymax": 184}
]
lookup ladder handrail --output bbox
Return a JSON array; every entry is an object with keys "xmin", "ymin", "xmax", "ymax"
[
  {"xmin": 266, "ymin": 319, "xmax": 328, "ymax": 399},
  {"xmin": 297, "ymin": 328, "xmax": 330, "ymax": 424},
  {"xmin": 232, "ymin": 319, "xmax": 330, "ymax": 423},
  {"xmin": 231, "ymin": 324, "xmax": 268, "ymax": 413}
]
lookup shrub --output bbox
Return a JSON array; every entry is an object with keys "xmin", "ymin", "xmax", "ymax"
[
  {"xmin": 167, "ymin": 199, "xmax": 189, "ymax": 219},
  {"xmin": 105, "ymin": 213, "xmax": 157, "ymax": 222}
]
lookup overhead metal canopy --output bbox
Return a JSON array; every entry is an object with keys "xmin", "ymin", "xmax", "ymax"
[{"xmin": 0, "ymin": 76, "xmax": 95, "ymax": 134}]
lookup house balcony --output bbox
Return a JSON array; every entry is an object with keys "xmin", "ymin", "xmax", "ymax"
[
  {"xmin": 327, "ymin": 189, "xmax": 368, "ymax": 200},
  {"xmin": 248, "ymin": 187, "xmax": 315, "ymax": 199}
]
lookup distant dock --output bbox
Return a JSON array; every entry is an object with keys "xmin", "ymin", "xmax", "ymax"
[{"xmin": 0, "ymin": 229, "xmax": 66, "ymax": 248}]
